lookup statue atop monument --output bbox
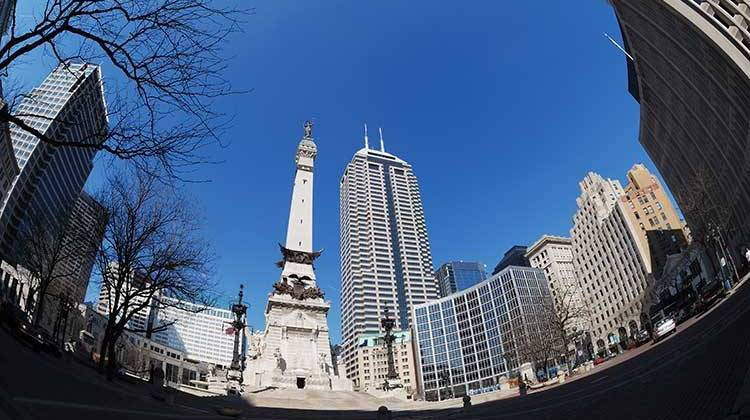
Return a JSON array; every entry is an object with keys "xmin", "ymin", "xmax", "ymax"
[{"xmin": 303, "ymin": 120, "xmax": 313, "ymax": 139}]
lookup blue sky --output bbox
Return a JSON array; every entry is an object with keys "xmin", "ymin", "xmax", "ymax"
[{"xmin": 16, "ymin": 1, "xmax": 661, "ymax": 343}]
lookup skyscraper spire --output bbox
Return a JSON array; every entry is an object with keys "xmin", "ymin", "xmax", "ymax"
[
  {"xmin": 379, "ymin": 127, "xmax": 385, "ymax": 152},
  {"xmin": 364, "ymin": 123, "xmax": 369, "ymax": 149}
]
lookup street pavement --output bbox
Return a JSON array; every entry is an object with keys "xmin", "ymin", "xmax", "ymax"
[{"xmin": 1, "ymin": 277, "xmax": 750, "ymax": 419}]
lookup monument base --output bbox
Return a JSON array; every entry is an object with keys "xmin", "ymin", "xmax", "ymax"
[{"xmin": 243, "ymin": 294, "xmax": 352, "ymax": 391}]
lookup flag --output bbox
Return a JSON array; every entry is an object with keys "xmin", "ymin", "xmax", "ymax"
[{"xmin": 225, "ymin": 327, "xmax": 235, "ymax": 335}]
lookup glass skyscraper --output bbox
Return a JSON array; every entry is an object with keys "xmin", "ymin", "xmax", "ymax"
[
  {"xmin": 412, "ymin": 266, "xmax": 553, "ymax": 401},
  {"xmin": 0, "ymin": 62, "xmax": 107, "ymax": 262},
  {"xmin": 435, "ymin": 261, "xmax": 487, "ymax": 297},
  {"xmin": 338, "ymin": 130, "xmax": 439, "ymax": 388}
]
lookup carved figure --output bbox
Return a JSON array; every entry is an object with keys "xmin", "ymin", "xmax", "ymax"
[{"xmin": 271, "ymin": 276, "xmax": 325, "ymax": 300}]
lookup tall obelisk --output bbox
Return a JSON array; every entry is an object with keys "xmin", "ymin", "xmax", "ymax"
[{"xmin": 244, "ymin": 121, "xmax": 350, "ymax": 392}]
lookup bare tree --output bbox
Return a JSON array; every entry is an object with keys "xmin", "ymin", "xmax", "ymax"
[
  {"xmin": 1, "ymin": 0, "xmax": 248, "ymax": 178},
  {"xmin": 16, "ymin": 212, "xmax": 95, "ymax": 329},
  {"xmin": 94, "ymin": 171, "xmax": 215, "ymax": 379},
  {"xmin": 676, "ymin": 164, "xmax": 739, "ymax": 281},
  {"xmin": 515, "ymin": 322, "xmax": 562, "ymax": 381},
  {"xmin": 545, "ymin": 282, "xmax": 592, "ymax": 367}
]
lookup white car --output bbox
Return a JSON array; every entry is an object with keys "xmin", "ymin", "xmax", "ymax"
[{"xmin": 652, "ymin": 318, "xmax": 676, "ymax": 343}]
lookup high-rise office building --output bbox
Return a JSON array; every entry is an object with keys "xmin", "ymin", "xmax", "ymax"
[
  {"xmin": 435, "ymin": 261, "xmax": 487, "ymax": 297},
  {"xmin": 151, "ymin": 297, "xmax": 237, "ymax": 367},
  {"xmin": 0, "ymin": 99, "xmax": 17, "ymax": 206},
  {"xmin": 0, "ymin": 0, "xmax": 15, "ymax": 40},
  {"xmin": 611, "ymin": 0, "xmax": 750, "ymax": 261},
  {"xmin": 0, "ymin": 2, "xmax": 18, "ymax": 199},
  {"xmin": 526, "ymin": 235, "xmax": 588, "ymax": 339},
  {"xmin": 96, "ymin": 268, "xmax": 152, "ymax": 334},
  {"xmin": 51, "ymin": 192, "xmax": 107, "ymax": 305},
  {"xmin": 491, "ymin": 245, "xmax": 530, "ymax": 275},
  {"xmin": 620, "ymin": 164, "xmax": 687, "ymax": 276},
  {"xmin": 0, "ymin": 63, "xmax": 107, "ymax": 262},
  {"xmin": 338, "ymin": 127, "xmax": 439, "ymax": 384},
  {"xmin": 571, "ymin": 172, "xmax": 651, "ymax": 355},
  {"xmin": 412, "ymin": 266, "xmax": 553, "ymax": 401}
]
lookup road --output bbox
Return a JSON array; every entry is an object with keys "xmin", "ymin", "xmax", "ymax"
[
  {"xmin": 1, "ymin": 278, "xmax": 750, "ymax": 419},
  {"xmin": 432, "ymin": 278, "xmax": 750, "ymax": 420}
]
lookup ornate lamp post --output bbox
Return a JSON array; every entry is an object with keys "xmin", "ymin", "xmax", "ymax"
[
  {"xmin": 380, "ymin": 308, "xmax": 402, "ymax": 391},
  {"xmin": 52, "ymin": 292, "xmax": 72, "ymax": 345},
  {"xmin": 226, "ymin": 284, "xmax": 248, "ymax": 395}
]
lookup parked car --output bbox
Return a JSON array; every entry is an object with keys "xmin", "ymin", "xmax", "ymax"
[
  {"xmin": 0, "ymin": 301, "xmax": 26, "ymax": 331},
  {"xmin": 635, "ymin": 330, "xmax": 651, "ymax": 346},
  {"xmin": 15, "ymin": 322, "xmax": 46, "ymax": 352},
  {"xmin": 696, "ymin": 281, "xmax": 727, "ymax": 314},
  {"xmin": 652, "ymin": 318, "xmax": 676, "ymax": 343},
  {"xmin": 674, "ymin": 308, "xmax": 692, "ymax": 325}
]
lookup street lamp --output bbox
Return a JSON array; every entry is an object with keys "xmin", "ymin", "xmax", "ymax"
[
  {"xmin": 380, "ymin": 308, "xmax": 402, "ymax": 391},
  {"xmin": 226, "ymin": 284, "xmax": 247, "ymax": 395}
]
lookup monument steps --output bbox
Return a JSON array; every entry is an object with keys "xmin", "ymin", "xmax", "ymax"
[{"xmin": 243, "ymin": 388, "xmax": 416, "ymax": 411}]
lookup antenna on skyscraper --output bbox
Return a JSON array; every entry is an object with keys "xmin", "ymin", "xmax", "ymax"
[
  {"xmin": 364, "ymin": 123, "xmax": 369, "ymax": 149},
  {"xmin": 379, "ymin": 127, "xmax": 385, "ymax": 152},
  {"xmin": 604, "ymin": 33, "xmax": 634, "ymax": 61}
]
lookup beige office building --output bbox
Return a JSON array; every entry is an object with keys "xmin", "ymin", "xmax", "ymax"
[
  {"xmin": 526, "ymin": 235, "xmax": 588, "ymax": 339},
  {"xmin": 620, "ymin": 164, "xmax": 687, "ymax": 276},
  {"xmin": 349, "ymin": 330, "xmax": 416, "ymax": 395},
  {"xmin": 570, "ymin": 172, "xmax": 652, "ymax": 355}
]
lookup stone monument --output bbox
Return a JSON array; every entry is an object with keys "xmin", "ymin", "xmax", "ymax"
[{"xmin": 244, "ymin": 121, "xmax": 351, "ymax": 392}]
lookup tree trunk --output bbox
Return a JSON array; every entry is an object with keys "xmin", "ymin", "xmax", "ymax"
[
  {"xmin": 98, "ymin": 332, "xmax": 110, "ymax": 373},
  {"xmin": 106, "ymin": 338, "xmax": 117, "ymax": 381},
  {"xmin": 32, "ymin": 289, "xmax": 47, "ymax": 328}
]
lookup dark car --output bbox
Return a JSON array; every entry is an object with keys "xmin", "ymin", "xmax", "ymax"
[
  {"xmin": 14, "ymin": 322, "xmax": 46, "ymax": 352},
  {"xmin": 697, "ymin": 281, "xmax": 727, "ymax": 314},
  {"xmin": 0, "ymin": 301, "xmax": 26, "ymax": 331},
  {"xmin": 635, "ymin": 330, "xmax": 651, "ymax": 346}
]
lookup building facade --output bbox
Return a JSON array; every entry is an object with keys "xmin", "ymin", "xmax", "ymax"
[
  {"xmin": 0, "ymin": 63, "xmax": 107, "ymax": 262},
  {"xmin": 412, "ymin": 266, "xmax": 553, "ymax": 402},
  {"xmin": 434, "ymin": 261, "xmax": 487, "ymax": 297},
  {"xmin": 620, "ymin": 164, "xmax": 687, "ymax": 276},
  {"xmin": 96, "ymin": 277, "xmax": 242, "ymax": 369},
  {"xmin": 51, "ymin": 192, "xmax": 107, "ymax": 306},
  {"xmin": 570, "ymin": 172, "xmax": 652, "ymax": 355},
  {"xmin": 491, "ymin": 245, "xmax": 530, "ymax": 275},
  {"xmin": 151, "ymin": 298, "xmax": 237, "ymax": 367},
  {"xmin": 526, "ymin": 235, "xmax": 588, "ymax": 339},
  {"xmin": 339, "ymin": 130, "xmax": 439, "ymax": 383},
  {"xmin": 0, "ymin": 99, "xmax": 17, "ymax": 206},
  {"xmin": 349, "ymin": 330, "xmax": 416, "ymax": 395},
  {"xmin": 96, "ymin": 268, "xmax": 153, "ymax": 335},
  {"xmin": 612, "ymin": 0, "xmax": 750, "ymax": 262}
]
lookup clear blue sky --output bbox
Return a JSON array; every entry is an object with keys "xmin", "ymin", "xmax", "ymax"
[{"xmin": 16, "ymin": 1, "xmax": 663, "ymax": 344}]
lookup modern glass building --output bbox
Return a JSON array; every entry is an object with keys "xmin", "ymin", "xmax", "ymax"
[
  {"xmin": 434, "ymin": 261, "xmax": 487, "ymax": 297},
  {"xmin": 491, "ymin": 245, "xmax": 530, "ymax": 275},
  {"xmin": 151, "ymin": 298, "xmax": 238, "ymax": 367},
  {"xmin": 412, "ymin": 266, "xmax": 553, "ymax": 401},
  {"xmin": 0, "ymin": 62, "xmax": 107, "ymax": 262}
]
